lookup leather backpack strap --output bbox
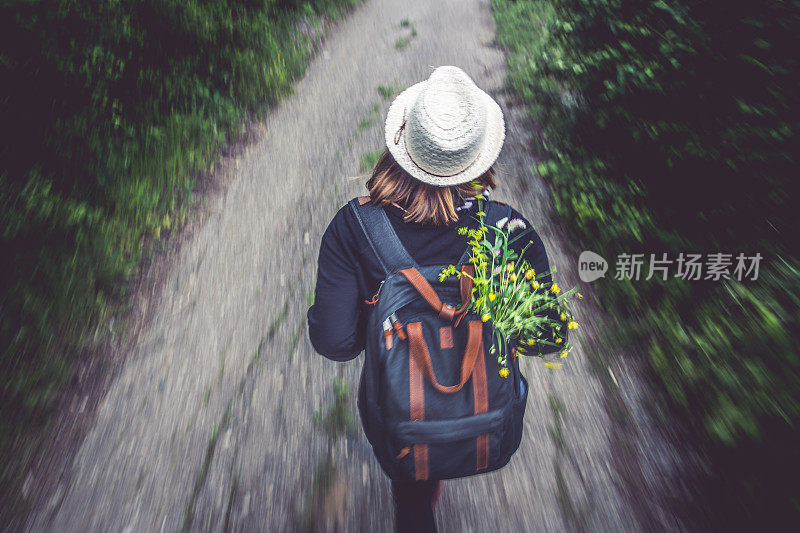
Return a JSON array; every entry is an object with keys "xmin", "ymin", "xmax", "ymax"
[
  {"xmin": 471, "ymin": 320, "xmax": 489, "ymax": 471},
  {"xmin": 406, "ymin": 320, "xmax": 488, "ymax": 479},
  {"xmin": 398, "ymin": 268, "xmax": 457, "ymax": 320},
  {"xmin": 397, "ymin": 264, "xmax": 473, "ymax": 324},
  {"xmin": 406, "ymin": 320, "xmax": 483, "ymax": 394},
  {"xmin": 349, "ymin": 197, "xmax": 418, "ymax": 275},
  {"xmin": 409, "ymin": 343, "xmax": 427, "ymax": 480}
]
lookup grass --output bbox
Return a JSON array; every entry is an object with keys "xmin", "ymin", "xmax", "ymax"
[
  {"xmin": 377, "ymin": 84, "xmax": 404, "ymax": 100},
  {"xmin": 395, "ymin": 37, "xmax": 411, "ymax": 50},
  {"xmin": 296, "ymin": 456, "xmax": 338, "ymax": 532},
  {"xmin": 548, "ymin": 393, "xmax": 563, "ymax": 419},
  {"xmin": 548, "ymin": 393, "xmax": 566, "ymax": 449},
  {"xmin": 298, "ymin": 378, "xmax": 353, "ymax": 529},
  {"xmin": 359, "ymin": 150, "xmax": 383, "ymax": 172},
  {"xmin": 356, "ymin": 103, "xmax": 382, "ymax": 131},
  {"xmin": 306, "ymin": 287, "xmax": 315, "ymax": 307},
  {"xmin": 395, "ymin": 18, "xmax": 417, "ymax": 50},
  {"xmin": 313, "ymin": 378, "xmax": 355, "ymax": 442}
]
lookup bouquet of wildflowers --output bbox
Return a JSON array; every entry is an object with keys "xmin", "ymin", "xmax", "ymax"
[{"xmin": 440, "ymin": 196, "xmax": 580, "ymax": 376}]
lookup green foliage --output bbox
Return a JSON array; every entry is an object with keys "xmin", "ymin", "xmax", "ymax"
[
  {"xmin": 494, "ymin": 0, "xmax": 799, "ymax": 525},
  {"xmin": 313, "ymin": 378, "xmax": 354, "ymax": 441},
  {"xmin": 357, "ymin": 103, "xmax": 381, "ymax": 131},
  {"xmin": 377, "ymin": 84, "xmax": 404, "ymax": 100},
  {"xmin": 395, "ymin": 18, "xmax": 417, "ymax": 51},
  {"xmin": 359, "ymin": 150, "xmax": 383, "ymax": 172},
  {"xmin": 0, "ymin": 0, "xmax": 359, "ymax": 455}
]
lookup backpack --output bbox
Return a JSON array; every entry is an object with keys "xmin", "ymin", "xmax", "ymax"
[{"xmin": 350, "ymin": 196, "xmax": 529, "ymax": 482}]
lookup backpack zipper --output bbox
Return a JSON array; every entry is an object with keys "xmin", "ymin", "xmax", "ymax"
[{"xmin": 365, "ymin": 280, "xmax": 386, "ymax": 306}]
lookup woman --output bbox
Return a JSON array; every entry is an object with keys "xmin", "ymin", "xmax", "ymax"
[{"xmin": 308, "ymin": 66, "xmax": 558, "ymax": 532}]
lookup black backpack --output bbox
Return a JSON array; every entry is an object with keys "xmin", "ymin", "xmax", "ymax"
[{"xmin": 351, "ymin": 196, "xmax": 529, "ymax": 482}]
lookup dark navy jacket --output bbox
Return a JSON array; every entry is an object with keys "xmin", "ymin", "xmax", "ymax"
[{"xmin": 307, "ymin": 198, "xmax": 560, "ymax": 361}]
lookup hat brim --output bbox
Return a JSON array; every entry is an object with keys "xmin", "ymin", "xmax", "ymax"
[{"xmin": 384, "ymin": 80, "xmax": 505, "ymax": 187}]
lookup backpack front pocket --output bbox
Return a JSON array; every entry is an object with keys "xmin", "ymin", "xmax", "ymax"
[
  {"xmin": 396, "ymin": 409, "xmax": 504, "ymax": 443},
  {"xmin": 392, "ymin": 408, "xmax": 508, "ymax": 480}
]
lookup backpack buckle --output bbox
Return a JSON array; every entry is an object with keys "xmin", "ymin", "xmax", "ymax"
[{"xmin": 438, "ymin": 304, "xmax": 456, "ymax": 321}]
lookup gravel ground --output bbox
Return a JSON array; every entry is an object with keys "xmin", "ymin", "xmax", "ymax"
[{"xmin": 24, "ymin": 0, "xmax": 696, "ymax": 531}]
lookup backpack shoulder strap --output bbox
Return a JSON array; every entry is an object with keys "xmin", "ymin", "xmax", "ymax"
[
  {"xmin": 456, "ymin": 200, "xmax": 513, "ymax": 268},
  {"xmin": 349, "ymin": 197, "xmax": 418, "ymax": 275}
]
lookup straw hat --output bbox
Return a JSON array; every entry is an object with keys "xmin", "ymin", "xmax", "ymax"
[{"xmin": 384, "ymin": 66, "xmax": 505, "ymax": 187}]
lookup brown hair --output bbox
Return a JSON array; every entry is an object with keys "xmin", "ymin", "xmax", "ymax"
[{"xmin": 366, "ymin": 150, "xmax": 496, "ymax": 226}]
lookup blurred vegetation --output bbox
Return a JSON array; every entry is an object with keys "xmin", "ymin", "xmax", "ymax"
[
  {"xmin": 0, "ymin": 0, "xmax": 359, "ymax": 513},
  {"xmin": 313, "ymin": 378, "xmax": 355, "ymax": 442},
  {"xmin": 493, "ymin": 0, "xmax": 799, "ymax": 527},
  {"xmin": 359, "ymin": 149, "xmax": 383, "ymax": 172}
]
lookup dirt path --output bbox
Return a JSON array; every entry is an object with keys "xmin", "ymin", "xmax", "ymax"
[{"xmin": 25, "ymin": 0, "xmax": 692, "ymax": 530}]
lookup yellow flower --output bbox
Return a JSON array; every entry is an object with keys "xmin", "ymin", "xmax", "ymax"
[
  {"xmin": 531, "ymin": 280, "xmax": 540, "ymax": 290},
  {"xmin": 544, "ymin": 362, "xmax": 563, "ymax": 370},
  {"xmin": 560, "ymin": 351, "xmax": 569, "ymax": 358},
  {"xmin": 568, "ymin": 321, "xmax": 579, "ymax": 329},
  {"xmin": 526, "ymin": 339, "xmax": 537, "ymax": 346},
  {"xmin": 510, "ymin": 273, "xmax": 518, "ymax": 283},
  {"xmin": 555, "ymin": 338, "xmax": 563, "ymax": 343},
  {"xmin": 499, "ymin": 368, "xmax": 510, "ymax": 378},
  {"xmin": 488, "ymin": 293, "xmax": 496, "ymax": 302},
  {"xmin": 550, "ymin": 283, "xmax": 561, "ymax": 294},
  {"xmin": 505, "ymin": 262, "xmax": 515, "ymax": 273},
  {"xmin": 481, "ymin": 313, "xmax": 491, "ymax": 322},
  {"xmin": 525, "ymin": 269, "xmax": 535, "ymax": 280},
  {"xmin": 560, "ymin": 313, "xmax": 567, "ymax": 321},
  {"xmin": 438, "ymin": 266, "xmax": 457, "ymax": 282}
]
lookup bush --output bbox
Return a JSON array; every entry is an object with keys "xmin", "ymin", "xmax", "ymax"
[
  {"xmin": 493, "ymin": 0, "xmax": 800, "ymax": 526},
  {"xmin": 0, "ymin": 0, "xmax": 357, "ymax": 449}
]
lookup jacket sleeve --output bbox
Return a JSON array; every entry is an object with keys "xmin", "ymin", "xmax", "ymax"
[
  {"xmin": 307, "ymin": 207, "xmax": 366, "ymax": 361},
  {"xmin": 510, "ymin": 211, "xmax": 568, "ymax": 355}
]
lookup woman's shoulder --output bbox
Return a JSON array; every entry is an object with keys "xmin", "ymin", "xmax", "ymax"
[
  {"xmin": 322, "ymin": 200, "xmax": 362, "ymax": 244},
  {"xmin": 486, "ymin": 200, "xmax": 528, "ymax": 225},
  {"xmin": 489, "ymin": 201, "xmax": 547, "ymax": 248},
  {"xmin": 322, "ymin": 197, "xmax": 363, "ymax": 250}
]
